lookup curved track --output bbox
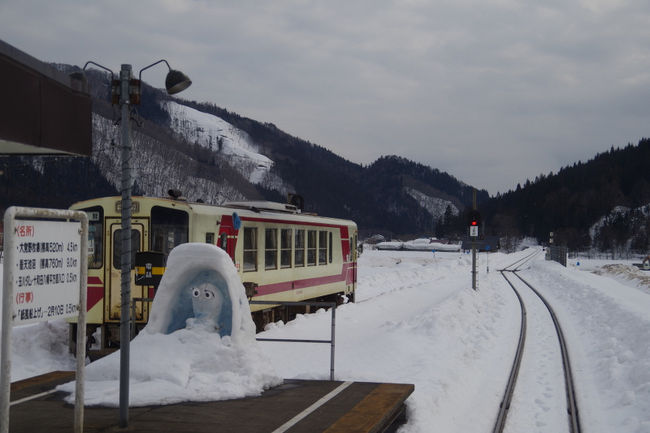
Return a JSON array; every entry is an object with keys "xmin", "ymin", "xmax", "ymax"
[{"xmin": 494, "ymin": 250, "xmax": 581, "ymax": 433}]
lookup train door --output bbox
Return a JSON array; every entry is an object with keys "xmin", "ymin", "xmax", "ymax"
[
  {"xmin": 218, "ymin": 213, "xmax": 241, "ymax": 261},
  {"xmin": 107, "ymin": 218, "xmax": 147, "ymax": 322}
]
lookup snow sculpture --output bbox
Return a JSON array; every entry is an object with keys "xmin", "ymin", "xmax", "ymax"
[
  {"xmin": 145, "ymin": 243, "xmax": 255, "ymax": 342},
  {"xmin": 57, "ymin": 243, "xmax": 281, "ymax": 407}
]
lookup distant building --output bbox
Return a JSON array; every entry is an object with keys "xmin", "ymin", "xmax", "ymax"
[{"xmin": 0, "ymin": 39, "xmax": 91, "ymax": 156}]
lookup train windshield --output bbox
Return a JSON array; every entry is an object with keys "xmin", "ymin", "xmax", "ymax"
[{"xmin": 151, "ymin": 206, "xmax": 189, "ymax": 255}]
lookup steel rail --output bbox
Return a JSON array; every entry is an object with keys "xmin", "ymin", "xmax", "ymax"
[
  {"xmin": 494, "ymin": 267, "xmax": 582, "ymax": 433},
  {"xmin": 513, "ymin": 272, "xmax": 582, "ymax": 433},
  {"xmin": 492, "ymin": 271, "xmax": 527, "ymax": 433},
  {"xmin": 498, "ymin": 248, "xmax": 541, "ymax": 273}
]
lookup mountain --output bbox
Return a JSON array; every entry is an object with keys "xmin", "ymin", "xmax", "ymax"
[
  {"xmin": 480, "ymin": 139, "xmax": 650, "ymax": 252},
  {"xmin": 0, "ymin": 64, "xmax": 485, "ymax": 238}
]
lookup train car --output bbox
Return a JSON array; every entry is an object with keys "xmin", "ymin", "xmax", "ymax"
[{"xmin": 69, "ymin": 195, "xmax": 357, "ymax": 350}]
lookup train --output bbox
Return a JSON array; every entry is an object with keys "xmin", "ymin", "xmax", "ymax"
[{"xmin": 69, "ymin": 194, "xmax": 358, "ymax": 350}]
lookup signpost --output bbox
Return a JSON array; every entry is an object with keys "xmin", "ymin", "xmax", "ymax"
[{"xmin": 1, "ymin": 207, "xmax": 88, "ymax": 433}]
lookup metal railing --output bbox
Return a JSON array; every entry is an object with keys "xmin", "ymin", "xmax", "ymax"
[
  {"xmin": 568, "ymin": 249, "xmax": 647, "ymax": 260},
  {"xmin": 127, "ymin": 297, "xmax": 339, "ymax": 380},
  {"xmin": 251, "ymin": 300, "xmax": 338, "ymax": 381}
]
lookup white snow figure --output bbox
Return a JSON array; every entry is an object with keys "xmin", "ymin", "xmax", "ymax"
[
  {"xmin": 145, "ymin": 243, "xmax": 256, "ymax": 342},
  {"xmin": 190, "ymin": 282, "xmax": 224, "ymax": 328}
]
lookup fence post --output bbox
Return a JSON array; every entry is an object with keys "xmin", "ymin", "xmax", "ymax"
[{"xmin": 330, "ymin": 305, "xmax": 336, "ymax": 381}]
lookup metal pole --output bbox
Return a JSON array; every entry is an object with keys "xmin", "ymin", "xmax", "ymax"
[
  {"xmin": 119, "ymin": 63, "xmax": 133, "ymax": 428},
  {"xmin": 74, "ymin": 211, "xmax": 88, "ymax": 433},
  {"xmin": 472, "ymin": 189, "xmax": 477, "ymax": 290},
  {"xmin": 0, "ymin": 208, "xmax": 17, "ymax": 433},
  {"xmin": 472, "ymin": 243, "xmax": 477, "ymax": 290},
  {"xmin": 330, "ymin": 305, "xmax": 336, "ymax": 381}
]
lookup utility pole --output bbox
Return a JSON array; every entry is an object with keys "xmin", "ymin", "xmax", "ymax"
[
  {"xmin": 118, "ymin": 64, "xmax": 133, "ymax": 427},
  {"xmin": 76, "ymin": 59, "xmax": 190, "ymax": 429}
]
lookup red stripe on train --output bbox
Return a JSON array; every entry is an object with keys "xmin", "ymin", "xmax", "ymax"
[
  {"xmin": 255, "ymin": 263, "xmax": 355, "ymax": 296},
  {"xmin": 87, "ymin": 276, "xmax": 104, "ymax": 311}
]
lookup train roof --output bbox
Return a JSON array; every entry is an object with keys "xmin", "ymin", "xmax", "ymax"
[{"xmin": 71, "ymin": 196, "xmax": 357, "ymax": 228}]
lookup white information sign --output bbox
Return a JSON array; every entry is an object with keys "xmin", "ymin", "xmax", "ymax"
[
  {"xmin": 2, "ymin": 207, "xmax": 88, "ymax": 433},
  {"xmin": 469, "ymin": 225, "xmax": 479, "ymax": 237},
  {"xmin": 11, "ymin": 220, "xmax": 81, "ymax": 324}
]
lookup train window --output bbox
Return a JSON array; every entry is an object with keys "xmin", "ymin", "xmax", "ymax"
[
  {"xmin": 84, "ymin": 206, "xmax": 103, "ymax": 269},
  {"xmin": 206, "ymin": 232, "xmax": 215, "ymax": 244},
  {"xmin": 151, "ymin": 206, "xmax": 189, "ymax": 255},
  {"xmin": 307, "ymin": 230, "xmax": 317, "ymax": 266},
  {"xmin": 243, "ymin": 227, "xmax": 257, "ymax": 272},
  {"xmin": 265, "ymin": 228, "xmax": 278, "ymax": 270},
  {"xmin": 281, "ymin": 229, "xmax": 292, "ymax": 269},
  {"xmin": 112, "ymin": 229, "xmax": 141, "ymax": 270},
  {"xmin": 295, "ymin": 229, "xmax": 305, "ymax": 267},
  {"xmin": 318, "ymin": 231, "xmax": 327, "ymax": 265},
  {"xmin": 329, "ymin": 232, "xmax": 333, "ymax": 263}
]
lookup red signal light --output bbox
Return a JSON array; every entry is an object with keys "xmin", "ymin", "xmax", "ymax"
[{"xmin": 471, "ymin": 220, "xmax": 478, "ymax": 226}]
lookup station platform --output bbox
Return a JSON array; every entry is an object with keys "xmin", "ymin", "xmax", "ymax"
[{"xmin": 8, "ymin": 371, "xmax": 414, "ymax": 433}]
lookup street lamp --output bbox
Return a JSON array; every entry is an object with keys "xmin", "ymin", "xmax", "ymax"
[{"xmin": 77, "ymin": 60, "xmax": 191, "ymax": 427}]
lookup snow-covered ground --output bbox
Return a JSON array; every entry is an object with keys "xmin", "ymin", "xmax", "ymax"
[{"xmin": 2, "ymin": 248, "xmax": 650, "ymax": 432}]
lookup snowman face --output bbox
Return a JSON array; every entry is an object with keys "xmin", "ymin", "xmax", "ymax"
[{"xmin": 190, "ymin": 282, "xmax": 224, "ymax": 323}]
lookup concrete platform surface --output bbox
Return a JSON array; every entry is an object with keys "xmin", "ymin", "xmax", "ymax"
[{"xmin": 8, "ymin": 371, "xmax": 414, "ymax": 433}]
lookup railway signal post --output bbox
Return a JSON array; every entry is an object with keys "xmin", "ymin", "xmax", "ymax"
[{"xmin": 468, "ymin": 209, "xmax": 481, "ymax": 291}]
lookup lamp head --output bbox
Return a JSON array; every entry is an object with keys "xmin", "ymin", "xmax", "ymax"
[{"xmin": 165, "ymin": 69, "xmax": 192, "ymax": 95}]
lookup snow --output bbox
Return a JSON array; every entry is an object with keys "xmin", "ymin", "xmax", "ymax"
[
  {"xmin": 402, "ymin": 238, "xmax": 461, "ymax": 252},
  {"xmin": 58, "ymin": 327, "xmax": 282, "ymax": 407},
  {"xmin": 376, "ymin": 239, "xmax": 461, "ymax": 252},
  {"xmin": 91, "ymin": 113, "xmax": 248, "ymax": 204},
  {"xmin": 376, "ymin": 240, "xmax": 404, "ymax": 250},
  {"xmin": 404, "ymin": 187, "xmax": 459, "ymax": 220},
  {"xmin": 144, "ymin": 243, "xmax": 256, "ymax": 341},
  {"xmin": 163, "ymin": 101, "xmax": 273, "ymax": 184},
  {"xmin": 2, "ymin": 247, "xmax": 650, "ymax": 431},
  {"xmin": 58, "ymin": 243, "xmax": 281, "ymax": 406}
]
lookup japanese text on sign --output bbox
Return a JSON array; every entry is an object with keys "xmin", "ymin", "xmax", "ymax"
[{"xmin": 11, "ymin": 220, "xmax": 82, "ymax": 324}]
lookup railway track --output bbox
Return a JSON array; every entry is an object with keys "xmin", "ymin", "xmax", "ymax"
[{"xmin": 494, "ymin": 250, "xmax": 581, "ymax": 433}]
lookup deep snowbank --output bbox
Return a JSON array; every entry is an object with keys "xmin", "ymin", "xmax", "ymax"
[
  {"xmin": 58, "ymin": 326, "xmax": 281, "ymax": 406},
  {"xmin": 58, "ymin": 243, "xmax": 282, "ymax": 406}
]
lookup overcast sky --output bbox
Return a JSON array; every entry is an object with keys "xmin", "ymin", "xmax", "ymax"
[{"xmin": 2, "ymin": 0, "xmax": 649, "ymax": 195}]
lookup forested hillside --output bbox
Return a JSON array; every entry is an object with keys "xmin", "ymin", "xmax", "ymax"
[{"xmin": 481, "ymin": 139, "xmax": 650, "ymax": 251}]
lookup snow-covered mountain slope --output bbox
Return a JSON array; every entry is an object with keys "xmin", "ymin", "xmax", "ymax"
[
  {"xmin": 163, "ymin": 101, "xmax": 273, "ymax": 185},
  {"xmin": 91, "ymin": 113, "xmax": 246, "ymax": 204},
  {"xmin": 405, "ymin": 187, "xmax": 459, "ymax": 220}
]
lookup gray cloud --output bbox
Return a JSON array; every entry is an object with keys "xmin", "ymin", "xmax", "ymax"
[{"xmin": 2, "ymin": 0, "xmax": 648, "ymax": 195}]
